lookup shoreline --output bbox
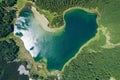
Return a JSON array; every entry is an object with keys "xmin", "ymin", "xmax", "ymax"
[
  {"xmin": 15, "ymin": 2, "xmax": 101, "ymax": 73},
  {"xmin": 31, "ymin": 6, "xmax": 65, "ymax": 33},
  {"xmin": 61, "ymin": 7, "xmax": 101, "ymax": 72},
  {"xmin": 61, "ymin": 27, "xmax": 100, "ymax": 72},
  {"xmin": 31, "ymin": 6, "xmax": 100, "ymax": 33},
  {"xmin": 31, "ymin": 6, "xmax": 101, "ymax": 72}
]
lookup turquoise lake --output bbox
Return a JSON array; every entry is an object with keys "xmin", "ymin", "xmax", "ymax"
[{"xmin": 14, "ymin": 7, "xmax": 98, "ymax": 70}]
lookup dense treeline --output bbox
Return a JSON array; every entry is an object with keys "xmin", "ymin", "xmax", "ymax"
[
  {"xmin": 35, "ymin": 0, "xmax": 110, "ymax": 14},
  {"xmin": 2, "ymin": 0, "xmax": 17, "ymax": 7},
  {"xmin": 62, "ymin": 46, "xmax": 120, "ymax": 80},
  {"xmin": 0, "ymin": 39, "xmax": 19, "ymax": 62},
  {"xmin": 35, "ymin": 0, "xmax": 116, "ymax": 28},
  {"xmin": 0, "ymin": 59, "xmax": 29, "ymax": 80},
  {"xmin": 0, "ymin": 39, "xmax": 20, "ymax": 80},
  {"xmin": 35, "ymin": 0, "xmax": 91, "ymax": 14},
  {"xmin": 0, "ymin": 0, "xmax": 17, "ymax": 38},
  {"xmin": 0, "ymin": 0, "xmax": 29, "ymax": 80},
  {"xmin": 34, "ymin": 0, "xmax": 100, "ymax": 27},
  {"xmin": 51, "ymin": 15, "xmax": 64, "ymax": 27},
  {"xmin": 61, "ymin": 30, "xmax": 120, "ymax": 80}
]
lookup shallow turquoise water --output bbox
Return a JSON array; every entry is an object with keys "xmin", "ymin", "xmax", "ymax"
[{"xmin": 14, "ymin": 8, "xmax": 98, "ymax": 70}]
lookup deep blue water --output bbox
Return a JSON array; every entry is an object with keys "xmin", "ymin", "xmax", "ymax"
[{"xmin": 15, "ymin": 8, "xmax": 98, "ymax": 70}]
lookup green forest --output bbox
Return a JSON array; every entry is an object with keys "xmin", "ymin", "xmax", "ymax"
[
  {"xmin": 35, "ymin": 0, "xmax": 109, "ymax": 27},
  {"xmin": 0, "ymin": 0, "xmax": 29, "ymax": 80},
  {"xmin": 0, "ymin": 0, "xmax": 17, "ymax": 38}
]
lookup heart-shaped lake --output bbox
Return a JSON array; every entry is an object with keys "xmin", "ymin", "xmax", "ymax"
[{"xmin": 14, "ymin": 7, "xmax": 98, "ymax": 70}]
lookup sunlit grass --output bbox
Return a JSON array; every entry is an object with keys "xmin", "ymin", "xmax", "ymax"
[{"xmin": 16, "ymin": 0, "xmax": 27, "ymax": 13}]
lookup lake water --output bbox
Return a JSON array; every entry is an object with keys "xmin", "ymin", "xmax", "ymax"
[{"xmin": 14, "ymin": 7, "xmax": 98, "ymax": 70}]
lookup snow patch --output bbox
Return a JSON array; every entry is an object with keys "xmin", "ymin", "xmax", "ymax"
[{"xmin": 17, "ymin": 65, "xmax": 29, "ymax": 76}]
